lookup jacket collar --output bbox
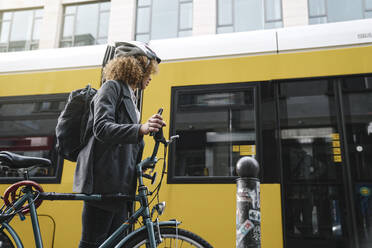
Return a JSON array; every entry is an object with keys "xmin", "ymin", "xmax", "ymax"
[
  {"xmin": 118, "ymin": 81, "xmax": 138, "ymax": 124},
  {"xmin": 119, "ymin": 80, "xmax": 132, "ymax": 98}
]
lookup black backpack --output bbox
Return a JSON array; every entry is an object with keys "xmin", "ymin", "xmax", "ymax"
[
  {"xmin": 55, "ymin": 84, "xmax": 97, "ymax": 162},
  {"xmin": 55, "ymin": 45, "xmax": 118, "ymax": 162}
]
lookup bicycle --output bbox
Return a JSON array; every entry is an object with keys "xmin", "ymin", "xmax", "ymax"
[{"xmin": 0, "ymin": 126, "xmax": 213, "ymax": 248}]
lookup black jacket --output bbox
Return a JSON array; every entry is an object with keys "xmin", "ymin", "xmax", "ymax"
[{"xmin": 73, "ymin": 80, "xmax": 144, "ymax": 199}]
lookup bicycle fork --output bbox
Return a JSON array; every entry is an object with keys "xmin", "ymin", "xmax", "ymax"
[
  {"xmin": 145, "ymin": 218, "xmax": 157, "ymax": 247},
  {"xmin": 144, "ymin": 217, "xmax": 165, "ymax": 248}
]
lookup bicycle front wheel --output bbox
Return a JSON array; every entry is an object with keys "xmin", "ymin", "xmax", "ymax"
[
  {"xmin": 0, "ymin": 230, "xmax": 15, "ymax": 248},
  {"xmin": 124, "ymin": 227, "xmax": 213, "ymax": 248}
]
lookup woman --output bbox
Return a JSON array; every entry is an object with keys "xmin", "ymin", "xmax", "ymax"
[{"xmin": 73, "ymin": 41, "xmax": 165, "ymax": 248}]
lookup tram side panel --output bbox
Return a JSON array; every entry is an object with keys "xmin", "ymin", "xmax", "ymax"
[
  {"xmin": 0, "ymin": 67, "xmax": 101, "ymax": 247},
  {"xmin": 141, "ymin": 56, "xmax": 285, "ymax": 248}
]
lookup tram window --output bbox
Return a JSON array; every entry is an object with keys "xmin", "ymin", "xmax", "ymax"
[
  {"xmin": 0, "ymin": 94, "xmax": 67, "ymax": 183},
  {"xmin": 341, "ymin": 76, "xmax": 372, "ymax": 181},
  {"xmin": 169, "ymin": 84, "xmax": 256, "ymax": 183},
  {"xmin": 341, "ymin": 75, "xmax": 372, "ymax": 91}
]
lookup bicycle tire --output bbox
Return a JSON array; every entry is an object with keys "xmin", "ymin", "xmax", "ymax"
[
  {"xmin": 123, "ymin": 227, "xmax": 213, "ymax": 248},
  {"xmin": 0, "ymin": 230, "xmax": 15, "ymax": 248}
]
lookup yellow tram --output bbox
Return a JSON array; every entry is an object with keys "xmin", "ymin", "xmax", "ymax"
[{"xmin": 0, "ymin": 19, "xmax": 372, "ymax": 248}]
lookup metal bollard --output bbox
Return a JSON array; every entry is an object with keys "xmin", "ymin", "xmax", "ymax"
[{"xmin": 236, "ymin": 156, "xmax": 261, "ymax": 248}]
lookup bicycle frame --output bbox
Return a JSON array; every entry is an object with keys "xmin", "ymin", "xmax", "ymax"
[{"xmin": 0, "ymin": 133, "xmax": 179, "ymax": 248}]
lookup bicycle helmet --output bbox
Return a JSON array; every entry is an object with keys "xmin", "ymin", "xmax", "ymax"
[{"xmin": 114, "ymin": 41, "xmax": 161, "ymax": 64}]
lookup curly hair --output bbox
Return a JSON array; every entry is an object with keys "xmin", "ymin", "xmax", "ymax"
[{"xmin": 103, "ymin": 55, "xmax": 158, "ymax": 88}]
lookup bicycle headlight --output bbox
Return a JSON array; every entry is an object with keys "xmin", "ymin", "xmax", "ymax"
[{"xmin": 152, "ymin": 201, "xmax": 166, "ymax": 216}]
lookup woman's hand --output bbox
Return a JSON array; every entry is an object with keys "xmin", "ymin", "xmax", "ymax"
[{"xmin": 139, "ymin": 114, "xmax": 166, "ymax": 135}]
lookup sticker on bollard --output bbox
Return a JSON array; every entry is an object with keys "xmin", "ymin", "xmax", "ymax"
[
  {"xmin": 248, "ymin": 209, "xmax": 260, "ymax": 222},
  {"xmin": 237, "ymin": 219, "xmax": 254, "ymax": 244}
]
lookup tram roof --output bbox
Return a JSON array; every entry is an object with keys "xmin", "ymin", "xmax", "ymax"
[{"xmin": 0, "ymin": 18, "xmax": 371, "ymax": 74}]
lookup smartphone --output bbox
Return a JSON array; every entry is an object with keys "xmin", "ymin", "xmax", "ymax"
[
  {"xmin": 150, "ymin": 108, "xmax": 163, "ymax": 136},
  {"xmin": 157, "ymin": 108, "xmax": 163, "ymax": 116}
]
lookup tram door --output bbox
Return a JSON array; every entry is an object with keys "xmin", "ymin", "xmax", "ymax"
[
  {"xmin": 340, "ymin": 77, "xmax": 372, "ymax": 248},
  {"xmin": 278, "ymin": 75, "xmax": 372, "ymax": 248}
]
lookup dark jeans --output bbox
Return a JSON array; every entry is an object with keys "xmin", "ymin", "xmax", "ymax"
[{"xmin": 78, "ymin": 201, "xmax": 130, "ymax": 248}]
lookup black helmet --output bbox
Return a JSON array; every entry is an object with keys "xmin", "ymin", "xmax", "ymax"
[{"xmin": 114, "ymin": 41, "xmax": 161, "ymax": 64}]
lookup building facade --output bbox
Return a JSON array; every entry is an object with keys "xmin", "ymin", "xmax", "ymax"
[{"xmin": 1, "ymin": 0, "xmax": 371, "ymax": 52}]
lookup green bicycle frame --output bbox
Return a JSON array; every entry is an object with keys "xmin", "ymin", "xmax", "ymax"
[
  {"xmin": 0, "ymin": 186, "xmax": 43, "ymax": 248},
  {"xmin": 0, "ymin": 139, "xmax": 178, "ymax": 248}
]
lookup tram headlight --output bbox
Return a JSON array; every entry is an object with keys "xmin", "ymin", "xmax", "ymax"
[{"xmin": 151, "ymin": 201, "xmax": 166, "ymax": 217}]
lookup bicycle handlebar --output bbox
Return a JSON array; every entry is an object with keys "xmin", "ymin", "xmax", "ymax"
[{"xmin": 139, "ymin": 126, "xmax": 179, "ymax": 171}]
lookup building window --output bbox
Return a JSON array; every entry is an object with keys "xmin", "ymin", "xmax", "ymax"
[
  {"xmin": 169, "ymin": 84, "xmax": 257, "ymax": 183},
  {"xmin": 217, "ymin": 0, "xmax": 282, "ymax": 34},
  {"xmin": 0, "ymin": 94, "xmax": 67, "ymax": 183},
  {"xmin": 366, "ymin": 0, "xmax": 372, "ymax": 18},
  {"xmin": 308, "ymin": 0, "xmax": 372, "ymax": 24},
  {"xmin": 135, "ymin": 0, "xmax": 193, "ymax": 43},
  {"xmin": 60, "ymin": 1, "xmax": 110, "ymax": 48},
  {"xmin": 0, "ymin": 9, "xmax": 42, "ymax": 52},
  {"xmin": 308, "ymin": 0, "xmax": 327, "ymax": 24}
]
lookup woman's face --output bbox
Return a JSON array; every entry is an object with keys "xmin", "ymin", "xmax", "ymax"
[{"xmin": 141, "ymin": 74, "xmax": 152, "ymax": 89}]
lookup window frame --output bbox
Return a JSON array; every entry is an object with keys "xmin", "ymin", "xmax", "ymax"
[
  {"xmin": 264, "ymin": 0, "xmax": 283, "ymax": 28},
  {"xmin": 264, "ymin": 0, "xmax": 283, "ymax": 22},
  {"xmin": 59, "ymin": 1, "xmax": 110, "ymax": 48},
  {"xmin": 135, "ymin": 0, "xmax": 152, "ymax": 42},
  {"xmin": 216, "ymin": 0, "xmax": 234, "ymax": 34},
  {"xmin": 308, "ymin": 0, "xmax": 372, "ymax": 24},
  {"xmin": 167, "ymin": 82, "xmax": 260, "ymax": 184},
  {"xmin": 178, "ymin": 0, "xmax": 193, "ymax": 37},
  {"xmin": 308, "ymin": 0, "xmax": 328, "ymax": 24},
  {"xmin": 0, "ymin": 94, "xmax": 68, "ymax": 184},
  {"xmin": 365, "ymin": 0, "xmax": 372, "ymax": 17},
  {"xmin": 0, "ymin": 8, "xmax": 42, "ymax": 52},
  {"xmin": 216, "ymin": 0, "xmax": 283, "ymax": 34},
  {"xmin": 135, "ymin": 0, "xmax": 193, "ymax": 42}
]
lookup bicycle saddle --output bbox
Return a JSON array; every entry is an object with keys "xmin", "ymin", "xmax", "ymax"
[{"xmin": 0, "ymin": 151, "xmax": 51, "ymax": 169}]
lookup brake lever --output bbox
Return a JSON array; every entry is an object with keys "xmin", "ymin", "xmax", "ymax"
[{"xmin": 167, "ymin": 135, "xmax": 179, "ymax": 145}]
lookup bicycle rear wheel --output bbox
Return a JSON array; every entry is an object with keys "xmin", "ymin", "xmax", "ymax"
[{"xmin": 124, "ymin": 227, "xmax": 213, "ymax": 248}]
